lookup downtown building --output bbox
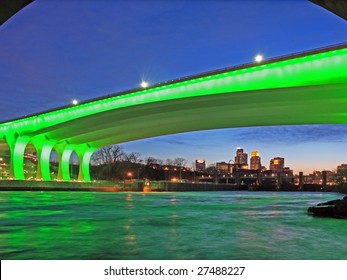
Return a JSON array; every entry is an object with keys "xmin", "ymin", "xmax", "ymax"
[
  {"xmin": 306, "ymin": 170, "xmax": 335, "ymax": 185},
  {"xmin": 337, "ymin": 164, "xmax": 347, "ymax": 173},
  {"xmin": 195, "ymin": 160, "xmax": 206, "ymax": 172},
  {"xmin": 216, "ymin": 161, "xmax": 231, "ymax": 175},
  {"xmin": 269, "ymin": 157, "xmax": 293, "ymax": 183},
  {"xmin": 250, "ymin": 150, "xmax": 262, "ymax": 171},
  {"xmin": 269, "ymin": 157, "xmax": 284, "ymax": 173},
  {"xmin": 234, "ymin": 147, "xmax": 248, "ymax": 170}
]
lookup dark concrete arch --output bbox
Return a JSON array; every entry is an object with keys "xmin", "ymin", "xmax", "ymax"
[
  {"xmin": 0, "ymin": 0, "xmax": 35, "ymax": 25},
  {"xmin": 23, "ymin": 141, "xmax": 37, "ymax": 180}
]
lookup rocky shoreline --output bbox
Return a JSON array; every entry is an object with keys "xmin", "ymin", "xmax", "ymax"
[{"xmin": 308, "ymin": 196, "xmax": 347, "ymax": 218}]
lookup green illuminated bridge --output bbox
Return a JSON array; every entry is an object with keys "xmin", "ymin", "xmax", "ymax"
[{"xmin": 1, "ymin": 43, "xmax": 347, "ymax": 182}]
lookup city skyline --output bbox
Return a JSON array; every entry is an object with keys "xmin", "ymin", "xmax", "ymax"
[
  {"xmin": 119, "ymin": 124, "xmax": 347, "ymax": 174},
  {"xmin": 1, "ymin": 1, "xmax": 347, "ymax": 175}
]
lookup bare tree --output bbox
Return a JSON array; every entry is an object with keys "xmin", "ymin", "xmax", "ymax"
[
  {"xmin": 110, "ymin": 145, "xmax": 124, "ymax": 162},
  {"xmin": 173, "ymin": 157, "xmax": 187, "ymax": 168},
  {"xmin": 145, "ymin": 156, "xmax": 159, "ymax": 166},
  {"xmin": 92, "ymin": 146, "xmax": 112, "ymax": 165},
  {"xmin": 125, "ymin": 152, "xmax": 142, "ymax": 164},
  {"xmin": 172, "ymin": 157, "xmax": 188, "ymax": 181},
  {"xmin": 91, "ymin": 145, "xmax": 124, "ymax": 179}
]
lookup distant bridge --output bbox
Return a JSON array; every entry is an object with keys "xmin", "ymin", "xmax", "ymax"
[{"xmin": 1, "ymin": 43, "xmax": 347, "ymax": 182}]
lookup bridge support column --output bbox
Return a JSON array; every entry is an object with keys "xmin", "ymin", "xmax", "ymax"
[
  {"xmin": 75, "ymin": 145, "xmax": 95, "ymax": 182},
  {"xmin": 299, "ymin": 171, "xmax": 304, "ymax": 190},
  {"xmin": 235, "ymin": 172, "xmax": 240, "ymax": 186},
  {"xmin": 56, "ymin": 144, "xmax": 75, "ymax": 181},
  {"xmin": 33, "ymin": 139, "xmax": 56, "ymax": 181},
  {"xmin": 257, "ymin": 170, "xmax": 262, "ymax": 186},
  {"xmin": 3, "ymin": 133, "xmax": 15, "ymax": 179},
  {"xmin": 9, "ymin": 135, "xmax": 31, "ymax": 180},
  {"xmin": 276, "ymin": 172, "xmax": 282, "ymax": 191},
  {"xmin": 322, "ymin": 170, "xmax": 327, "ymax": 191}
]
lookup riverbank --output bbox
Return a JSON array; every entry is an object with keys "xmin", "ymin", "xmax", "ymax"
[
  {"xmin": 0, "ymin": 180, "xmax": 238, "ymax": 192},
  {"xmin": 1, "ymin": 180, "xmax": 346, "ymax": 193},
  {"xmin": 0, "ymin": 180, "xmax": 124, "ymax": 192}
]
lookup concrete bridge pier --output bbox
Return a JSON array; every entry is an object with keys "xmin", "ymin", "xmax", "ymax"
[
  {"xmin": 3, "ymin": 133, "xmax": 17, "ymax": 179},
  {"xmin": 257, "ymin": 170, "xmax": 262, "ymax": 186},
  {"xmin": 55, "ymin": 143, "xmax": 95, "ymax": 182},
  {"xmin": 75, "ymin": 145, "xmax": 95, "ymax": 182},
  {"xmin": 299, "ymin": 172, "xmax": 304, "ymax": 190},
  {"xmin": 32, "ymin": 138, "xmax": 56, "ymax": 181},
  {"xmin": 322, "ymin": 170, "xmax": 327, "ymax": 191},
  {"xmin": 56, "ymin": 144, "xmax": 75, "ymax": 181},
  {"xmin": 10, "ymin": 135, "xmax": 31, "ymax": 180},
  {"xmin": 5, "ymin": 133, "xmax": 58, "ymax": 181},
  {"xmin": 276, "ymin": 172, "xmax": 282, "ymax": 191},
  {"xmin": 2, "ymin": 134, "xmax": 96, "ymax": 182},
  {"xmin": 235, "ymin": 172, "xmax": 241, "ymax": 186}
]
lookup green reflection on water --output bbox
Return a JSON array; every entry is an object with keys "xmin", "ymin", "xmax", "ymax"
[{"xmin": 1, "ymin": 191, "xmax": 347, "ymax": 260}]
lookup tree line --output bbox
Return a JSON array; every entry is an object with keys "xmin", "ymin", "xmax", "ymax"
[{"xmin": 90, "ymin": 144, "xmax": 189, "ymax": 181}]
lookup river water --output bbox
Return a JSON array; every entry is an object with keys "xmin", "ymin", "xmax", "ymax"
[{"xmin": 0, "ymin": 191, "xmax": 346, "ymax": 260}]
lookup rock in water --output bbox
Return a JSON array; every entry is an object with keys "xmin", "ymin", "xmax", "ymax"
[{"xmin": 308, "ymin": 196, "xmax": 347, "ymax": 218}]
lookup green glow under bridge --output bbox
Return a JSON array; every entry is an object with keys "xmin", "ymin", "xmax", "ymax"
[{"xmin": 1, "ymin": 43, "xmax": 347, "ymax": 182}]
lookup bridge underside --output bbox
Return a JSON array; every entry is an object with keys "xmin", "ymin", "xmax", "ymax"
[
  {"xmin": 35, "ymin": 82, "xmax": 347, "ymax": 147},
  {"xmin": 0, "ymin": 0, "xmax": 35, "ymax": 25},
  {"xmin": 310, "ymin": 0, "xmax": 347, "ymax": 20},
  {"xmin": 2, "ymin": 82, "xmax": 345, "ymax": 183}
]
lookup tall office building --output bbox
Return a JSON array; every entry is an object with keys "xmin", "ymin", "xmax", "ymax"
[
  {"xmin": 250, "ymin": 150, "xmax": 262, "ymax": 170},
  {"xmin": 216, "ymin": 161, "xmax": 230, "ymax": 174},
  {"xmin": 195, "ymin": 160, "xmax": 206, "ymax": 172},
  {"xmin": 269, "ymin": 157, "xmax": 284, "ymax": 173},
  {"xmin": 234, "ymin": 147, "xmax": 248, "ymax": 169}
]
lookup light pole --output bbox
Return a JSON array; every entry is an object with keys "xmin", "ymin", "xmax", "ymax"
[{"xmin": 164, "ymin": 166, "xmax": 169, "ymax": 181}]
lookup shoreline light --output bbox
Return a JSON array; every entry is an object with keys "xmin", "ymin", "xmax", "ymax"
[{"xmin": 72, "ymin": 99, "xmax": 79, "ymax": 105}]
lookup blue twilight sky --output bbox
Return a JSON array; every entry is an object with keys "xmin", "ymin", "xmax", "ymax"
[{"xmin": 0, "ymin": 0, "xmax": 347, "ymax": 174}]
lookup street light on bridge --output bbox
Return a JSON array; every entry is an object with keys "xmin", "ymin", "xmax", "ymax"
[
  {"xmin": 254, "ymin": 54, "xmax": 264, "ymax": 63},
  {"xmin": 140, "ymin": 81, "xmax": 149, "ymax": 88}
]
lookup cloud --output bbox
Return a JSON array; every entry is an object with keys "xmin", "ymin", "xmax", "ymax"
[
  {"xmin": 227, "ymin": 125, "xmax": 347, "ymax": 144},
  {"xmin": 125, "ymin": 125, "xmax": 347, "ymax": 152},
  {"xmin": 143, "ymin": 136, "xmax": 188, "ymax": 146}
]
